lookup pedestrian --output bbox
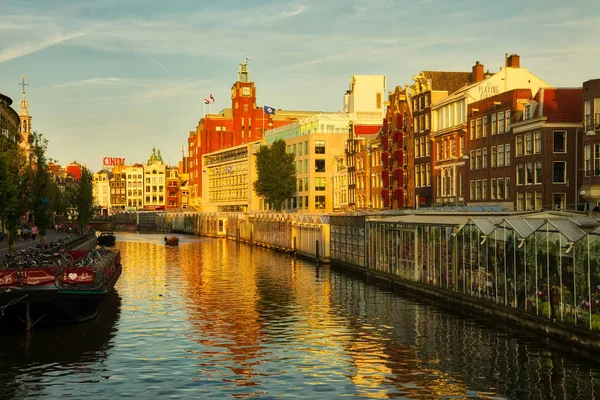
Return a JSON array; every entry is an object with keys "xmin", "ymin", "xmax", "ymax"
[
  {"xmin": 17, "ymin": 226, "xmax": 21, "ymax": 240},
  {"xmin": 32, "ymin": 226, "xmax": 38, "ymax": 241}
]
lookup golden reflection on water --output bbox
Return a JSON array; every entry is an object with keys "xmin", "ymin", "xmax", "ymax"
[{"xmin": 108, "ymin": 233, "xmax": 600, "ymax": 399}]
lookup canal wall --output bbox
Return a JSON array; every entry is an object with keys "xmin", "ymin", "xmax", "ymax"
[{"xmin": 141, "ymin": 210, "xmax": 600, "ymax": 352}]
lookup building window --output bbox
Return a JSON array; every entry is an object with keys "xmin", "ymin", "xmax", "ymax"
[
  {"xmin": 483, "ymin": 116, "xmax": 488, "ymax": 137},
  {"xmin": 426, "ymin": 163, "xmax": 431, "ymax": 186},
  {"xmin": 498, "ymin": 111, "xmax": 505, "ymax": 133},
  {"xmin": 483, "ymin": 148, "xmax": 488, "ymax": 168},
  {"xmin": 553, "ymin": 193, "xmax": 566, "ymax": 210},
  {"xmin": 595, "ymin": 144, "xmax": 600, "ymax": 175},
  {"xmin": 470, "ymin": 120, "xmax": 475, "ymax": 140},
  {"xmin": 516, "ymin": 135, "xmax": 523, "ymax": 157},
  {"xmin": 525, "ymin": 162, "xmax": 533, "ymax": 184},
  {"xmin": 534, "ymin": 131, "xmax": 541, "ymax": 154},
  {"xmin": 524, "ymin": 105, "xmax": 531, "ymax": 120},
  {"xmin": 517, "ymin": 163, "xmax": 524, "ymax": 185},
  {"xmin": 491, "ymin": 146, "xmax": 497, "ymax": 167},
  {"xmin": 535, "ymin": 191, "xmax": 542, "ymax": 210},
  {"xmin": 535, "ymin": 161, "xmax": 542, "ymax": 184},
  {"xmin": 553, "ymin": 161, "xmax": 566, "ymax": 183},
  {"xmin": 476, "ymin": 180, "xmax": 482, "ymax": 200},
  {"xmin": 476, "ymin": 118, "xmax": 482, "ymax": 138},
  {"xmin": 415, "ymin": 140, "xmax": 420, "ymax": 158},
  {"xmin": 505, "ymin": 111, "xmax": 511, "ymax": 133},
  {"xmin": 505, "ymin": 144, "xmax": 510, "ymax": 166},
  {"xmin": 475, "ymin": 149, "xmax": 482, "ymax": 169},
  {"xmin": 553, "ymin": 131, "xmax": 566, "ymax": 153},
  {"xmin": 315, "ymin": 195, "xmax": 326, "ymax": 209},
  {"xmin": 585, "ymin": 144, "xmax": 591, "ymax": 176},
  {"xmin": 469, "ymin": 180, "xmax": 474, "ymax": 200},
  {"xmin": 415, "ymin": 165, "xmax": 421, "ymax": 187},
  {"xmin": 517, "ymin": 192, "xmax": 525, "ymax": 211},
  {"xmin": 491, "ymin": 178, "xmax": 496, "ymax": 200},
  {"xmin": 482, "ymin": 179, "xmax": 487, "ymax": 200},
  {"xmin": 491, "ymin": 113, "xmax": 497, "ymax": 135},
  {"xmin": 497, "ymin": 145, "xmax": 505, "ymax": 167},
  {"xmin": 420, "ymin": 137, "xmax": 426, "ymax": 156},
  {"xmin": 505, "ymin": 177, "xmax": 510, "ymax": 199},
  {"xmin": 315, "ymin": 159, "xmax": 325, "ymax": 172},
  {"xmin": 376, "ymin": 92, "xmax": 382, "ymax": 109},
  {"xmin": 525, "ymin": 132, "xmax": 532, "ymax": 154},
  {"xmin": 315, "ymin": 177, "xmax": 326, "ymax": 191},
  {"xmin": 315, "ymin": 140, "xmax": 325, "ymax": 154}
]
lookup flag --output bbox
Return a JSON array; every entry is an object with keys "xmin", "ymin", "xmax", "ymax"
[
  {"xmin": 204, "ymin": 98, "xmax": 210, "ymax": 104},
  {"xmin": 210, "ymin": 93, "xmax": 215, "ymax": 103},
  {"xmin": 263, "ymin": 105, "xmax": 276, "ymax": 115}
]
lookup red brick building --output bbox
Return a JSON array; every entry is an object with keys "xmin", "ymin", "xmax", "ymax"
[
  {"xmin": 410, "ymin": 71, "xmax": 473, "ymax": 208},
  {"xmin": 166, "ymin": 166, "xmax": 179, "ymax": 209},
  {"xmin": 511, "ymin": 88, "xmax": 583, "ymax": 211},
  {"xmin": 187, "ymin": 58, "xmax": 315, "ymax": 208},
  {"xmin": 581, "ymin": 79, "xmax": 600, "ymax": 210},
  {"xmin": 466, "ymin": 89, "xmax": 532, "ymax": 209}
]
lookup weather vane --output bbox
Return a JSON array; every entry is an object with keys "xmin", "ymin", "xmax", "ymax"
[{"xmin": 19, "ymin": 75, "xmax": 29, "ymax": 94}]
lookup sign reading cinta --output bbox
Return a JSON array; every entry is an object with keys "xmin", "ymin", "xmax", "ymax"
[{"xmin": 103, "ymin": 157, "xmax": 125, "ymax": 167}]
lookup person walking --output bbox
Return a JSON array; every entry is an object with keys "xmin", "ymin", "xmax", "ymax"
[{"xmin": 31, "ymin": 226, "xmax": 38, "ymax": 241}]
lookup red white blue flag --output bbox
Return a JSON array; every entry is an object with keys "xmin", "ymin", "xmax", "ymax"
[{"xmin": 210, "ymin": 94, "xmax": 215, "ymax": 103}]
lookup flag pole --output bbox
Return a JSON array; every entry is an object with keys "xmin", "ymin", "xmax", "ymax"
[{"xmin": 262, "ymin": 106, "xmax": 265, "ymax": 137}]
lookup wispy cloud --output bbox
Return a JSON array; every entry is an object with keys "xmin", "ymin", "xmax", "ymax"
[
  {"xmin": 149, "ymin": 56, "xmax": 170, "ymax": 73},
  {"xmin": 48, "ymin": 77, "xmax": 125, "ymax": 89},
  {"xmin": 0, "ymin": 30, "xmax": 91, "ymax": 63}
]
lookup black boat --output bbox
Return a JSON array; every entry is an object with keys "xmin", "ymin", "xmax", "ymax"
[
  {"xmin": 0, "ymin": 249, "xmax": 122, "ymax": 330},
  {"xmin": 97, "ymin": 231, "xmax": 116, "ymax": 246}
]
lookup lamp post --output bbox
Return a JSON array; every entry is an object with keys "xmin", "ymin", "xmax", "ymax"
[
  {"xmin": 574, "ymin": 123, "xmax": 596, "ymax": 211},
  {"xmin": 456, "ymin": 154, "xmax": 470, "ymax": 206}
]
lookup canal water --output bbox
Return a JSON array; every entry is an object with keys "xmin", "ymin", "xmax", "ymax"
[{"xmin": 1, "ymin": 233, "xmax": 600, "ymax": 399}]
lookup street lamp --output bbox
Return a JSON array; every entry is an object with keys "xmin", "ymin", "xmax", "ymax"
[
  {"xmin": 574, "ymin": 124, "xmax": 597, "ymax": 211},
  {"xmin": 456, "ymin": 154, "xmax": 469, "ymax": 207}
]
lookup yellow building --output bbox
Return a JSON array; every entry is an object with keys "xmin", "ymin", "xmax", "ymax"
[
  {"xmin": 125, "ymin": 164, "xmax": 144, "ymax": 210},
  {"xmin": 201, "ymin": 142, "xmax": 260, "ymax": 212},
  {"xmin": 143, "ymin": 148, "xmax": 166, "ymax": 210},
  {"xmin": 92, "ymin": 170, "xmax": 112, "ymax": 216}
]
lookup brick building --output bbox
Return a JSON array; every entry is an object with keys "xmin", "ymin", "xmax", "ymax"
[
  {"xmin": 410, "ymin": 71, "xmax": 473, "ymax": 207},
  {"xmin": 581, "ymin": 79, "xmax": 600, "ymax": 210},
  {"xmin": 511, "ymin": 88, "xmax": 583, "ymax": 211},
  {"xmin": 466, "ymin": 89, "xmax": 532, "ymax": 209}
]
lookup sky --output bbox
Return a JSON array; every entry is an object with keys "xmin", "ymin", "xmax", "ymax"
[{"xmin": 0, "ymin": 0, "xmax": 598, "ymax": 172}]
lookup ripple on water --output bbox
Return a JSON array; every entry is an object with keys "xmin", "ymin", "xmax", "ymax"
[{"xmin": 1, "ymin": 233, "xmax": 600, "ymax": 398}]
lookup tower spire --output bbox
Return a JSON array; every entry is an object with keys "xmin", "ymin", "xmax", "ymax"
[{"xmin": 17, "ymin": 75, "xmax": 32, "ymax": 162}]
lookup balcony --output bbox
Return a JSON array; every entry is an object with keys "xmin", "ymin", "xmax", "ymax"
[{"xmin": 585, "ymin": 113, "xmax": 600, "ymax": 131}]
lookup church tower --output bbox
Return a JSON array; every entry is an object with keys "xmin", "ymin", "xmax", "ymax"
[
  {"xmin": 231, "ymin": 55, "xmax": 257, "ymax": 144},
  {"xmin": 18, "ymin": 75, "xmax": 32, "ymax": 162}
]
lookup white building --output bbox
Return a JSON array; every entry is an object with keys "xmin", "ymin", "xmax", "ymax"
[
  {"xmin": 343, "ymin": 75, "xmax": 386, "ymax": 120},
  {"xmin": 125, "ymin": 164, "xmax": 144, "ymax": 210},
  {"xmin": 144, "ymin": 148, "xmax": 166, "ymax": 210},
  {"xmin": 92, "ymin": 170, "xmax": 112, "ymax": 216}
]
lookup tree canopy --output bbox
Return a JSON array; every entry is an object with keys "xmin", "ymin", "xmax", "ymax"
[
  {"xmin": 30, "ymin": 132, "xmax": 52, "ymax": 244},
  {"xmin": 69, "ymin": 166, "xmax": 94, "ymax": 233},
  {"xmin": 253, "ymin": 139, "xmax": 296, "ymax": 211}
]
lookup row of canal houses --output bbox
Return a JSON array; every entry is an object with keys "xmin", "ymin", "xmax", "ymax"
[
  {"xmin": 184, "ymin": 53, "xmax": 600, "ymax": 215},
  {"xmin": 380, "ymin": 54, "xmax": 600, "ymax": 212}
]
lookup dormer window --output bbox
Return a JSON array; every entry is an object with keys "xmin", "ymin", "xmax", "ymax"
[{"xmin": 524, "ymin": 105, "xmax": 531, "ymax": 120}]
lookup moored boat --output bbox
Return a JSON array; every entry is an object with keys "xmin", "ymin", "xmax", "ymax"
[
  {"xmin": 0, "ymin": 248, "xmax": 122, "ymax": 330},
  {"xmin": 97, "ymin": 230, "xmax": 116, "ymax": 246}
]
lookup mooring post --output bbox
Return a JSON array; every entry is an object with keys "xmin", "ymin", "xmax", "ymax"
[
  {"xmin": 316, "ymin": 240, "xmax": 320, "ymax": 263},
  {"xmin": 25, "ymin": 301, "xmax": 31, "ymax": 331}
]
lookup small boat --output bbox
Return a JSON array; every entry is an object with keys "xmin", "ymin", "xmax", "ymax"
[
  {"xmin": 164, "ymin": 236, "xmax": 179, "ymax": 246},
  {"xmin": 0, "ymin": 249, "xmax": 122, "ymax": 330},
  {"xmin": 97, "ymin": 231, "xmax": 116, "ymax": 246}
]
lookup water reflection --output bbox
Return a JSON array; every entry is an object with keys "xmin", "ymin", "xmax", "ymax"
[
  {"xmin": 0, "ymin": 291, "xmax": 121, "ymax": 398},
  {"xmin": 1, "ymin": 232, "xmax": 599, "ymax": 398}
]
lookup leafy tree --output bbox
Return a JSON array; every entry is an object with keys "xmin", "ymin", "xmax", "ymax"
[
  {"xmin": 30, "ymin": 132, "xmax": 52, "ymax": 245},
  {"xmin": 69, "ymin": 166, "xmax": 94, "ymax": 233},
  {"xmin": 253, "ymin": 139, "xmax": 296, "ymax": 211},
  {"xmin": 0, "ymin": 139, "xmax": 31, "ymax": 255}
]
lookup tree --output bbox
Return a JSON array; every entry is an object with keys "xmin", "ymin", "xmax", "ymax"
[
  {"xmin": 0, "ymin": 138, "xmax": 31, "ymax": 254},
  {"xmin": 68, "ymin": 166, "xmax": 94, "ymax": 233},
  {"xmin": 30, "ymin": 132, "xmax": 52, "ymax": 245},
  {"xmin": 253, "ymin": 139, "xmax": 296, "ymax": 211}
]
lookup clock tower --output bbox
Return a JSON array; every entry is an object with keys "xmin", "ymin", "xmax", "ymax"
[{"xmin": 231, "ymin": 55, "xmax": 258, "ymax": 144}]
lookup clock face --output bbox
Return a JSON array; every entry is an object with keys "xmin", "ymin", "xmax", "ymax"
[{"xmin": 242, "ymin": 87, "xmax": 250, "ymax": 96}]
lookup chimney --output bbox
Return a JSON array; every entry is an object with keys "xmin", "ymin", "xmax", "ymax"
[
  {"xmin": 507, "ymin": 54, "xmax": 520, "ymax": 68},
  {"xmin": 472, "ymin": 61, "xmax": 484, "ymax": 83}
]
